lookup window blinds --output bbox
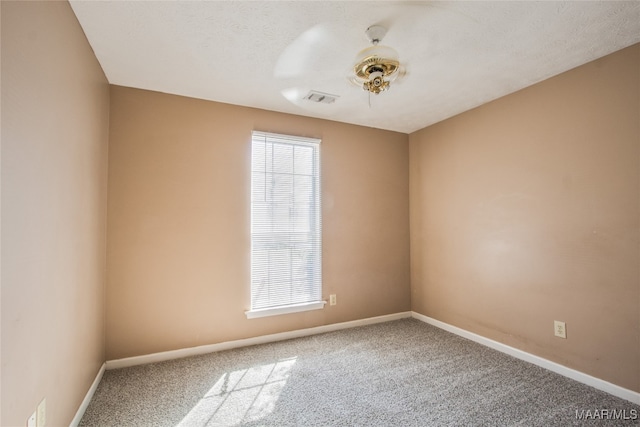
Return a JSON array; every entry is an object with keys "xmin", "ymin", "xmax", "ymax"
[{"xmin": 250, "ymin": 131, "xmax": 322, "ymax": 311}]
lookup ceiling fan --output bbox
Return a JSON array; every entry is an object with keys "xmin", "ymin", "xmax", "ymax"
[
  {"xmin": 350, "ymin": 25, "xmax": 404, "ymax": 95},
  {"xmin": 274, "ymin": 22, "xmax": 407, "ymax": 109}
]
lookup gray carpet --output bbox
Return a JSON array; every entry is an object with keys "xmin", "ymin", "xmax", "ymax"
[{"xmin": 80, "ymin": 319, "xmax": 639, "ymax": 426}]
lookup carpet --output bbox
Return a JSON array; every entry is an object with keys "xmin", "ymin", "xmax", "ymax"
[{"xmin": 79, "ymin": 319, "xmax": 639, "ymax": 426}]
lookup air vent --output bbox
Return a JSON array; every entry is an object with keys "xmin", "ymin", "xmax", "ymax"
[{"xmin": 303, "ymin": 91, "xmax": 339, "ymax": 104}]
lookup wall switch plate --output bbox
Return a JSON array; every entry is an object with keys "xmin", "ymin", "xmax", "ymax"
[
  {"xmin": 554, "ymin": 320, "xmax": 567, "ymax": 338},
  {"xmin": 27, "ymin": 411, "xmax": 36, "ymax": 427},
  {"xmin": 37, "ymin": 398, "xmax": 46, "ymax": 427},
  {"xmin": 329, "ymin": 294, "xmax": 336, "ymax": 306}
]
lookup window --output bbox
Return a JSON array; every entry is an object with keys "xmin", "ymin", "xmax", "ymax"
[{"xmin": 246, "ymin": 131, "xmax": 323, "ymax": 319}]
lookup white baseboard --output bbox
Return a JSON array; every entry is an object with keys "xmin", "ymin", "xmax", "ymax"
[
  {"xmin": 106, "ymin": 311, "xmax": 412, "ymax": 370},
  {"xmin": 69, "ymin": 363, "xmax": 105, "ymax": 427},
  {"xmin": 411, "ymin": 311, "xmax": 640, "ymax": 405}
]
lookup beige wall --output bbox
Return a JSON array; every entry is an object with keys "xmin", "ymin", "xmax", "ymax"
[
  {"xmin": 1, "ymin": 2, "xmax": 110, "ymax": 426},
  {"xmin": 106, "ymin": 86, "xmax": 411, "ymax": 360},
  {"xmin": 409, "ymin": 44, "xmax": 640, "ymax": 392}
]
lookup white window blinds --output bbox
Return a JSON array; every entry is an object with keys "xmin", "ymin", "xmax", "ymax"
[{"xmin": 249, "ymin": 131, "xmax": 322, "ymax": 316}]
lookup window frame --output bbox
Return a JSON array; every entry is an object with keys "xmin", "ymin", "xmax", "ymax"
[{"xmin": 245, "ymin": 131, "xmax": 324, "ymax": 319}]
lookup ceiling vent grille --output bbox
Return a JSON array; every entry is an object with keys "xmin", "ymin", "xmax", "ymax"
[{"xmin": 303, "ymin": 91, "xmax": 339, "ymax": 104}]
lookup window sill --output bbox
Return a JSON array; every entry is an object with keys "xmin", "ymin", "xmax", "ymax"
[{"xmin": 245, "ymin": 301, "xmax": 327, "ymax": 319}]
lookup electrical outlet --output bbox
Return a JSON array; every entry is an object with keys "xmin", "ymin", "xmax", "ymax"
[
  {"xmin": 554, "ymin": 320, "xmax": 566, "ymax": 339},
  {"xmin": 27, "ymin": 411, "xmax": 36, "ymax": 427},
  {"xmin": 329, "ymin": 294, "xmax": 337, "ymax": 306},
  {"xmin": 36, "ymin": 398, "xmax": 46, "ymax": 427}
]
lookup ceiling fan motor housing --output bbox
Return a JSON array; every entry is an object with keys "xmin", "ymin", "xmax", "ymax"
[{"xmin": 353, "ymin": 51, "xmax": 400, "ymax": 94}]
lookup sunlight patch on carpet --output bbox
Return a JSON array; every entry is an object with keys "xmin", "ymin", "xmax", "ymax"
[{"xmin": 177, "ymin": 357, "xmax": 297, "ymax": 426}]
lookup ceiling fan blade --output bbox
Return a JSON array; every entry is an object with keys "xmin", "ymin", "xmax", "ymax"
[
  {"xmin": 390, "ymin": 64, "xmax": 408, "ymax": 83},
  {"xmin": 274, "ymin": 23, "xmax": 337, "ymax": 79}
]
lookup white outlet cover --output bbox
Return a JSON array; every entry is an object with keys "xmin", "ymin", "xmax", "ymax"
[
  {"xmin": 27, "ymin": 411, "xmax": 36, "ymax": 427},
  {"xmin": 554, "ymin": 320, "xmax": 567, "ymax": 339},
  {"xmin": 37, "ymin": 398, "xmax": 46, "ymax": 427}
]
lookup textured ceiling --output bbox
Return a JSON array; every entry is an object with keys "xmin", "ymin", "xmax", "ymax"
[{"xmin": 69, "ymin": 1, "xmax": 640, "ymax": 134}]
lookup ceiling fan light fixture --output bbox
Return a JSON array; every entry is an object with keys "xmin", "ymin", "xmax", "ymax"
[
  {"xmin": 362, "ymin": 71, "xmax": 390, "ymax": 94},
  {"xmin": 351, "ymin": 26, "xmax": 402, "ymax": 95}
]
